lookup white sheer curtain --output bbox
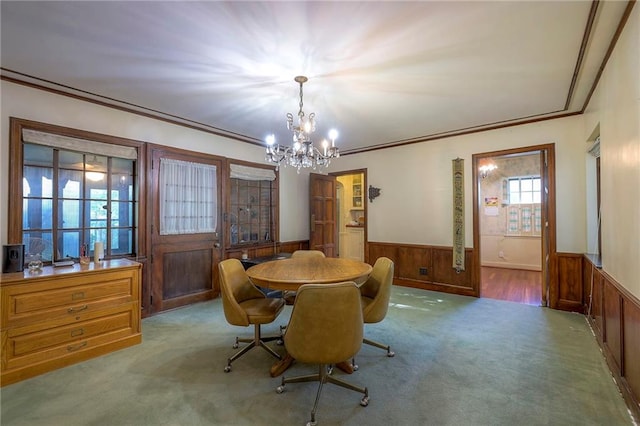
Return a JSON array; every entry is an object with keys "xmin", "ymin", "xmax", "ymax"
[{"xmin": 159, "ymin": 158, "xmax": 217, "ymax": 235}]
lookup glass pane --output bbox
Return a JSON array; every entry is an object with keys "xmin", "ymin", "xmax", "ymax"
[
  {"xmin": 59, "ymin": 169, "xmax": 83, "ymax": 199},
  {"xmin": 59, "ymin": 230, "xmax": 81, "ymax": 259},
  {"xmin": 22, "ymin": 232, "xmax": 53, "ymax": 262},
  {"xmin": 110, "ymin": 201, "xmax": 134, "ymax": 227},
  {"xmin": 23, "ymin": 143, "xmax": 53, "ymax": 167},
  {"xmin": 86, "ymin": 182, "xmax": 108, "ymax": 200},
  {"xmin": 521, "ymin": 178, "xmax": 533, "ymax": 192},
  {"xmin": 521, "ymin": 193, "xmax": 533, "ymax": 203},
  {"xmin": 509, "ymin": 179, "xmax": 519, "ymax": 193},
  {"xmin": 59, "ymin": 151, "xmax": 84, "ymax": 170},
  {"xmin": 89, "ymin": 229, "xmax": 107, "ymax": 255},
  {"xmin": 510, "ymin": 193, "xmax": 520, "ymax": 204},
  {"xmin": 111, "ymin": 174, "xmax": 134, "ymax": 199},
  {"xmin": 23, "ymin": 198, "xmax": 52, "ymax": 230},
  {"xmin": 112, "ymin": 228, "xmax": 133, "ymax": 255},
  {"xmin": 112, "ymin": 158, "xmax": 134, "ymax": 174},
  {"xmin": 86, "ymin": 154, "xmax": 107, "ymax": 172},
  {"xmin": 87, "ymin": 200, "xmax": 108, "ymax": 228},
  {"xmin": 58, "ymin": 199, "xmax": 81, "ymax": 228},
  {"xmin": 533, "ymin": 178, "xmax": 541, "ymax": 191},
  {"xmin": 23, "ymin": 166, "xmax": 53, "ymax": 197},
  {"xmin": 534, "ymin": 193, "xmax": 541, "ymax": 203}
]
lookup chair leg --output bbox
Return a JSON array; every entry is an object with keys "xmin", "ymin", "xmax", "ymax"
[
  {"xmin": 276, "ymin": 363, "xmax": 368, "ymax": 425},
  {"xmin": 363, "ymin": 337, "xmax": 395, "ymax": 357},
  {"xmin": 224, "ymin": 324, "xmax": 282, "ymax": 372},
  {"xmin": 351, "ymin": 337, "xmax": 395, "ymax": 371}
]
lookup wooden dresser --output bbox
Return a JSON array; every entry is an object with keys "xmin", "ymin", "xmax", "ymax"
[{"xmin": 1, "ymin": 259, "xmax": 141, "ymax": 386}]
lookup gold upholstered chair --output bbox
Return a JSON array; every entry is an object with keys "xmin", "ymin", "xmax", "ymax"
[
  {"xmin": 219, "ymin": 258, "xmax": 285, "ymax": 373},
  {"xmin": 352, "ymin": 256, "xmax": 395, "ymax": 371},
  {"xmin": 276, "ymin": 281, "xmax": 369, "ymax": 425},
  {"xmin": 283, "ymin": 250, "xmax": 326, "ymax": 305},
  {"xmin": 291, "ymin": 249, "xmax": 326, "ymax": 259}
]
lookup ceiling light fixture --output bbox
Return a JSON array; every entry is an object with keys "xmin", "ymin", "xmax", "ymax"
[{"xmin": 265, "ymin": 76, "xmax": 339, "ymax": 172}]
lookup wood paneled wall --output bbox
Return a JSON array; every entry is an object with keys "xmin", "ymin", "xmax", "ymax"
[
  {"xmin": 225, "ymin": 240, "xmax": 309, "ymax": 261},
  {"xmin": 583, "ymin": 256, "xmax": 640, "ymax": 421},
  {"xmin": 367, "ymin": 242, "xmax": 475, "ymax": 296},
  {"xmin": 555, "ymin": 253, "xmax": 584, "ymax": 311}
]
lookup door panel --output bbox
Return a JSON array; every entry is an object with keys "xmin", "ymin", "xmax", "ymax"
[
  {"xmin": 149, "ymin": 147, "xmax": 223, "ymax": 314},
  {"xmin": 309, "ymin": 173, "xmax": 337, "ymax": 257}
]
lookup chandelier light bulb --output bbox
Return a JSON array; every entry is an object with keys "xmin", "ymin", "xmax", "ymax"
[
  {"xmin": 328, "ymin": 129, "xmax": 338, "ymax": 146},
  {"xmin": 266, "ymin": 134, "xmax": 275, "ymax": 146}
]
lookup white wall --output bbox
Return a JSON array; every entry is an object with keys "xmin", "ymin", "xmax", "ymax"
[
  {"xmin": 582, "ymin": 6, "xmax": 640, "ymax": 299},
  {"xmin": 327, "ymin": 116, "xmax": 587, "ymax": 254}
]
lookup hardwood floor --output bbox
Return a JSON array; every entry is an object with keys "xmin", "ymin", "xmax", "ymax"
[{"xmin": 481, "ymin": 266, "xmax": 542, "ymax": 306}]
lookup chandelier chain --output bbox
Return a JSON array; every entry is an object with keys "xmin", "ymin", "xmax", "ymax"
[{"xmin": 298, "ymin": 81, "xmax": 304, "ymax": 119}]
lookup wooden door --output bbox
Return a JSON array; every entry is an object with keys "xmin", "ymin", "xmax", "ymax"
[
  {"xmin": 149, "ymin": 146, "xmax": 223, "ymax": 314},
  {"xmin": 309, "ymin": 173, "xmax": 337, "ymax": 257}
]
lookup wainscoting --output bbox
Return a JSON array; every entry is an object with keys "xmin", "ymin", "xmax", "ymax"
[
  {"xmin": 367, "ymin": 241, "xmax": 475, "ymax": 296},
  {"xmin": 583, "ymin": 255, "xmax": 640, "ymax": 421}
]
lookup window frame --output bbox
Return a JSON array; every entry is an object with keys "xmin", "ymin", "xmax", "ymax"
[
  {"xmin": 506, "ymin": 175, "xmax": 541, "ymax": 205},
  {"xmin": 8, "ymin": 117, "xmax": 147, "ymax": 263}
]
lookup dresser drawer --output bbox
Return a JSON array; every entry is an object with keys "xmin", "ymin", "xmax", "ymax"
[
  {"xmin": 2, "ymin": 270, "xmax": 137, "ymax": 328},
  {"xmin": 0, "ymin": 259, "xmax": 141, "ymax": 386},
  {"xmin": 2, "ymin": 304, "xmax": 138, "ymax": 371}
]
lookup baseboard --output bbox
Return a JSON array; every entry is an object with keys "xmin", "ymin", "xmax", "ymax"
[{"xmin": 481, "ymin": 261, "xmax": 541, "ymax": 271}]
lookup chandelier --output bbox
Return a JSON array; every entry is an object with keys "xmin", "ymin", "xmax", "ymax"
[{"xmin": 265, "ymin": 76, "xmax": 339, "ymax": 171}]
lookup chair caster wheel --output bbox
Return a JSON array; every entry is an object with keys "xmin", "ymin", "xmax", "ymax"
[
  {"xmin": 277, "ymin": 339, "xmax": 284, "ymax": 345},
  {"xmin": 352, "ymin": 364, "xmax": 359, "ymax": 371},
  {"xmin": 224, "ymin": 365, "xmax": 231, "ymax": 373},
  {"xmin": 387, "ymin": 350, "xmax": 395, "ymax": 357},
  {"xmin": 306, "ymin": 421, "xmax": 317, "ymax": 426},
  {"xmin": 276, "ymin": 385, "xmax": 285, "ymax": 394},
  {"xmin": 360, "ymin": 396, "xmax": 369, "ymax": 406},
  {"xmin": 232, "ymin": 343, "xmax": 239, "ymax": 349}
]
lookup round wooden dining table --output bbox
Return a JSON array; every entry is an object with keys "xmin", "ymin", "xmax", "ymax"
[
  {"xmin": 246, "ymin": 256, "xmax": 372, "ymax": 377},
  {"xmin": 246, "ymin": 257, "xmax": 372, "ymax": 292}
]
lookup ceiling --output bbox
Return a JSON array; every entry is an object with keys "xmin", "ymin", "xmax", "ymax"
[{"xmin": 0, "ymin": 1, "xmax": 632, "ymax": 155}]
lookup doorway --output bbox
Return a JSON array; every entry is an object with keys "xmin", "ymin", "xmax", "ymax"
[
  {"xmin": 473, "ymin": 144, "xmax": 556, "ymax": 307},
  {"xmin": 332, "ymin": 170, "xmax": 366, "ymax": 261}
]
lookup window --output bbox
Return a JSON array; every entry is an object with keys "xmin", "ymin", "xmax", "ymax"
[
  {"xmin": 505, "ymin": 176, "xmax": 541, "ymax": 236},
  {"xmin": 507, "ymin": 176, "xmax": 541, "ymax": 204},
  {"xmin": 159, "ymin": 158, "xmax": 217, "ymax": 235},
  {"xmin": 227, "ymin": 163, "xmax": 277, "ymax": 247},
  {"xmin": 22, "ymin": 143, "xmax": 136, "ymax": 262}
]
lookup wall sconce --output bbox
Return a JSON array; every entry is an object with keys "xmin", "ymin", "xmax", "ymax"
[
  {"xmin": 478, "ymin": 164, "xmax": 497, "ymax": 179},
  {"xmin": 368, "ymin": 185, "xmax": 381, "ymax": 202}
]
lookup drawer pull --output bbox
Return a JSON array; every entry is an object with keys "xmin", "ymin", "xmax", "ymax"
[
  {"xmin": 71, "ymin": 328, "xmax": 85, "ymax": 337},
  {"xmin": 72, "ymin": 291, "xmax": 85, "ymax": 300},
  {"xmin": 67, "ymin": 305, "xmax": 88, "ymax": 313},
  {"xmin": 67, "ymin": 342, "xmax": 87, "ymax": 352}
]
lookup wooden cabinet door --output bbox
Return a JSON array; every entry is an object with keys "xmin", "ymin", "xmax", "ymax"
[{"xmin": 309, "ymin": 173, "xmax": 337, "ymax": 257}]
